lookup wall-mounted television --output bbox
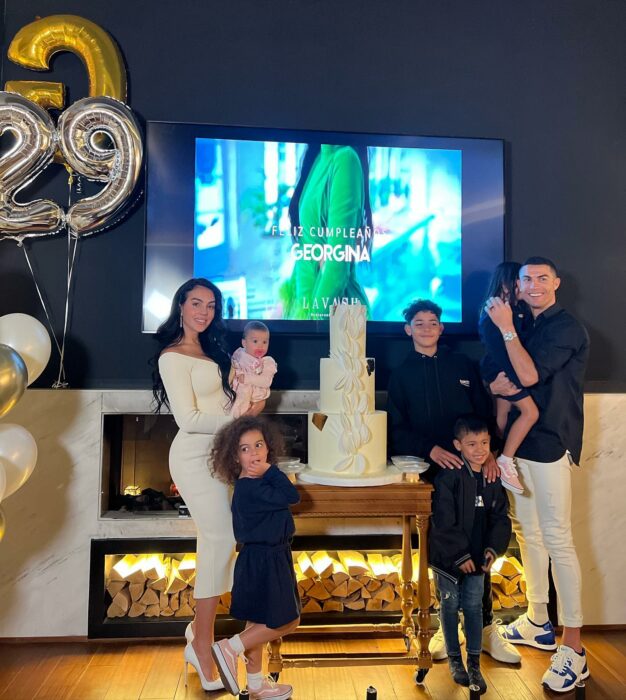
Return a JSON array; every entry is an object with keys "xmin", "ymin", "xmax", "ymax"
[{"xmin": 143, "ymin": 123, "xmax": 504, "ymax": 334}]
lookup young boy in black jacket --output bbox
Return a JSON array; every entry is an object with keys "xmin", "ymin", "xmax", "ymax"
[{"xmin": 430, "ymin": 416, "xmax": 512, "ymax": 694}]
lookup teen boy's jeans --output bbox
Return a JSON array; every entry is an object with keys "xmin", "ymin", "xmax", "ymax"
[{"xmin": 435, "ymin": 572, "xmax": 485, "ymax": 656}]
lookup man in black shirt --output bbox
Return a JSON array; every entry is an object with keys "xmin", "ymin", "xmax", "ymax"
[
  {"xmin": 387, "ymin": 299, "xmax": 521, "ymax": 665},
  {"xmin": 486, "ymin": 257, "xmax": 590, "ymax": 693}
]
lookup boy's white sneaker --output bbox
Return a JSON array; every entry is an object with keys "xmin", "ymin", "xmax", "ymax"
[
  {"xmin": 482, "ymin": 621, "xmax": 521, "ymax": 663},
  {"xmin": 429, "ymin": 623, "xmax": 465, "ymax": 661},
  {"xmin": 542, "ymin": 645, "xmax": 589, "ymax": 693},
  {"xmin": 248, "ymin": 676, "xmax": 293, "ymax": 699},
  {"xmin": 497, "ymin": 455, "xmax": 524, "ymax": 494}
]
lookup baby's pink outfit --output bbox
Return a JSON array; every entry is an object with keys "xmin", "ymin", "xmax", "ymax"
[{"xmin": 231, "ymin": 347, "xmax": 278, "ymax": 418}]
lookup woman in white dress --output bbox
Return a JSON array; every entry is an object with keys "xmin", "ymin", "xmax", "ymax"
[{"xmin": 152, "ymin": 278, "xmax": 264, "ymax": 690}]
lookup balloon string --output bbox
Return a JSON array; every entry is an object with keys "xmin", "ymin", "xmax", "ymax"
[{"xmin": 20, "ymin": 244, "xmax": 63, "ymax": 361}]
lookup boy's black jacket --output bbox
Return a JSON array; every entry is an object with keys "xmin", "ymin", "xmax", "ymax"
[
  {"xmin": 429, "ymin": 460, "xmax": 511, "ymax": 584},
  {"xmin": 387, "ymin": 348, "xmax": 497, "ymax": 476}
]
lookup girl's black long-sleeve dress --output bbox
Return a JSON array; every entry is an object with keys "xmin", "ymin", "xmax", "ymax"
[{"xmin": 229, "ymin": 465, "xmax": 301, "ymax": 629}]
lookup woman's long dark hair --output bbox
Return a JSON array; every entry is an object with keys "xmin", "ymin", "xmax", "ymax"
[
  {"xmin": 151, "ymin": 278, "xmax": 235, "ymax": 412},
  {"xmin": 288, "ymin": 144, "xmax": 374, "ymax": 255},
  {"xmin": 482, "ymin": 261, "xmax": 522, "ymax": 309}
]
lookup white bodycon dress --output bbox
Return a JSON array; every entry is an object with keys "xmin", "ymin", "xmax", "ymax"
[{"xmin": 158, "ymin": 352, "xmax": 235, "ymax": 598}]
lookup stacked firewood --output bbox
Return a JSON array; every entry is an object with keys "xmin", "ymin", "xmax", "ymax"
[
  {"xmin": 106, "ymin": 554, "xmax": 214, "ymax": 618},
  {"xmin": 294, "ymin": 550, "xmax": 437, "ymax": 614},
  {"xmin": 490, "ymin": 555, "xmax": 527, "ymax": 610}
]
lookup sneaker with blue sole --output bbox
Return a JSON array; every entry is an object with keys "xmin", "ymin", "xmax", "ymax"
[
  {"xmin": 542, "ymin": 645, "xmax": 590, "ymax": 693},
  {"xmin": 499, "ymin": 613, "xmax": 557, "ymax": 650}
]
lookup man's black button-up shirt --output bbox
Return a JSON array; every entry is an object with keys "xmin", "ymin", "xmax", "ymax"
[{"xmin": 506, "ymin": 303, "xmax": 590, "ymax": 464}]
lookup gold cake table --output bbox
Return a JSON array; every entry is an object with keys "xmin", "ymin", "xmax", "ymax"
[{"xmin": 267, "ymin": 478, "xmax": 434, "ymax": 680}]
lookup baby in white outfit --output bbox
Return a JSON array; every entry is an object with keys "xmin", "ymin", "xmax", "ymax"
[{"xmin": 230, "ymin": 321, "xmax": 277, "ymax": 418}]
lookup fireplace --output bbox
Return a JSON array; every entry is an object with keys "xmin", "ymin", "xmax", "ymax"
[
  {"xmin": 100, "ymin": 412, "xmax": 308, "ymax": 517},
  {"xmin": 88, "ymin": 535, "xmax": 529, "ymax": 639}
]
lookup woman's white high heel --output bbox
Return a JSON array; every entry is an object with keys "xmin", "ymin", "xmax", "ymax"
[
  {"xmin": 185, "ymin": 622, "xmax": 194, "ymax": 643},
  {"xmin": 183, "ymin": 641, "xmax": 225, "ymax": 691}
]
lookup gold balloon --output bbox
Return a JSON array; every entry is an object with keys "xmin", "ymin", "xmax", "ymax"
[
  {"xmin": 4, "ymin": 80, "xmax": 65, "ymax": 110},
  {"xmin": 0, "ymin": 344, "xmax": 28, "ymax": 418},
  {"xmin": 0, "ymin": 507, "xmax": 5, "ymax": 542},
  {"xmin": 6, "ymin": 15, "xmax": 127, "ymax": 103}
]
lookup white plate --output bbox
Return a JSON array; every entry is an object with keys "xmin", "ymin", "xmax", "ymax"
[
  {"xmin": 395, "ymin": 462, "xmax": 430, "ymax": 474},
  {"xmin": 278, "ymin": 462, "xmax": 306, "ymax": 474},
  {"xmin": 391, "ymin": 455, "xmax": 425, "ymax": 466}
]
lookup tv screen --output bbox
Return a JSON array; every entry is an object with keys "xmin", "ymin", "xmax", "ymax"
[{"xmin": 143, "ymin": 123, "xmax": 504, "ymax": 333}]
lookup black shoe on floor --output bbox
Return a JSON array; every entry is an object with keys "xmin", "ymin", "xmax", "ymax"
[
  {"xmin": 448, "ymin": 655, "xmax": 469, "ymax": 686},
  {"xmin": 467, "ymin": 653, "xmax": 487, "ymax": 694}
]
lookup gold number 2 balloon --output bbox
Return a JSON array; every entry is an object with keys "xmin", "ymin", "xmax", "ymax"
[{"xmin": 0, "ymin": 92, "xmax": 65, "ymax": 240}]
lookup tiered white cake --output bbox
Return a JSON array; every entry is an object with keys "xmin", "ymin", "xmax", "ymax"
[{"xmin": 300, "ymin": 303, "xmax": 401, "ymax": 486}]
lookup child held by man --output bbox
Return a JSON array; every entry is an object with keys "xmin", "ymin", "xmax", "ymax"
[
  {"xmin": 429, "ymin": 416, "xmax": 512, "ymax": 694},
  {"xmin": 209, "ymin": 416, "xmax": 300, "ymax": 700},
  {"xmin": 231, "ymin": 321, "xmax": 277, "ymax": 418}
]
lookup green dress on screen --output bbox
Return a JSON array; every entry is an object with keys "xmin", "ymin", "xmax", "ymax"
[{"xmin": 282, "ymin": 145, "xmax": 371, "ymax": 320}]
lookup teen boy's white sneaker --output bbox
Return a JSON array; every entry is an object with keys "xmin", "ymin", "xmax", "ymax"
[
  {"xmin": 429, "ymin": 623, "xmax": 465, "ymax": 661},
  {"xmin": 500, "ymin": 613, "xmax": 557, "ymax": 650},
  {"xmin": 497, "ymin": 455, "xmax": 524, "ymax": 495},
  {"xmin": 542, "ymin": 645, "xmax": 590, "ymax": 693},
  {"xmin": 482, "ymin": 621, "xmax": 521, "ymax": 663}
]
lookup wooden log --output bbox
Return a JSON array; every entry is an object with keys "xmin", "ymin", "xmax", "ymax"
[
  {"xmin": 338, "ymin": 551, "xmax": 370, "ymax": 576},
  {"xmin": 109, "ymin": 554, "xmax": 138, "ymax": 582},
  {"xmin": 322, "ymin": 579, "xmax": 336, "ymax": 595},
  {"xmin": 139, "ymin": 588, "xmax": 159, "ymax": 607},
  {"xmin": 187, "ymin": 572, "xmax": 196, "ymax": 588},
  {"xmin": 145, "ymin": 604, "xmax": 161, "ymax": 617},
  {"xmin": 366, "ymin": 578, "xmax": 383, "ymax": 593},
  {"xmin": 141, "ymin": 555, "xmax": 167, "ymax": 581},
  {"xmin": 160, "ymin": 606, "xmax": 174, "ymax": 617},
  {"xmin": 493, "ymin": 556, "xmax": 522, "ymax": 578},
  {"xmin": 129, "ymin": 582, "xmax": 146, "ymax": 602},
  {"xmin": 330, "ymin": 560, "xmax": 350, "ymax": 584},
  {"xmin": 128, "ymin": 602, "xmax": 147, "ymax": 618},
  {"xmin": 108, "ymin": 588, "xmax": 131, "ymax": 617},
  {"xmin": 175, "ymin": 601, "xmax": 195, "ymax": 617},
  {"xmin": 383, "ymin": 597, "xmax": 402, "ymax": 611},
  {"xmin": 500, "ymin": 576, "xmax": 518, "ymax": 596},
  {"xmin": 147, "ymin": 576, "xmax": 167, "ymax": 593},
  {"xmin": 311, "ymin": 551, "xmax": 334, "ymax": 579},
  {"xmin": 301, "ymin": 599, "xmax": 322, "ymax": 613},
  {"xmin": 220, "ymin": 592, "xmax": 232, "ymax": 608},
  {"xmin": 177, "ymin": 554, "xmax": 196, "ymax": 582},
  {"xmin": 322, "ymin": 599, "xmax": 344, "ymax": 613},
  {"xmin": 512, "ymin": 592, "xmax": 527, "ymax": 606},
  {"xmin": 216, "ymin": 603, "xmax": 228, "ymax": 615},
  {"xmin": 159, "ymin": 591, "xmax": 169, "ymax": 610},
  {"xmin": 490, "ymin": 571, "xmax": 504, "ymax": 586},
  {"xmin": 296, "ymin": 552, "xmax": 316, "ymax": 579},
  {"xmin": 166, "ymin": 561, "xmax": 188, "ymax": 595},
  {"xmin": 170, "ymin": 592, "xmax": 180, "ymax": 612},
  {"xmin": 373, "ymin": 582, "xmax": 395, "ymax": 603},
  {"xmin": 307, "ymin": 581, "xmax": 331, "ymax": 601},
  {"xmin": 330, "ymin": 581, "xmax": 348, "ymax": 598},
  {"xmin": 105, "ymin": 580, "xmax": 127, "ymax": 598},
  {"xmin": 299, "ymin": 577, "xmax": 315, "ymax": 593},
  {"xmin": 360, "ymin": 586, "xmax": 372, "ymax": 600},
  {"xmin": 519, "ymin": 576, "xmax": 527, "ymax": 594},
  {"xmin": 346, "ymin": 578, "xmax": 363, "ymax": 596},
  {"xmin": 365, "ymin": 598, "xmax": 384, "ymax": 611},
  {"xmin": 343, "ymin": 596, "xmax": 366, "ymax": 611}
]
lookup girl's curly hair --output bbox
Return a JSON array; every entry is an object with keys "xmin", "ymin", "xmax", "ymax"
[{"xmin": 210, "ymin": 416, "xmax": 285, "ymax": 485}]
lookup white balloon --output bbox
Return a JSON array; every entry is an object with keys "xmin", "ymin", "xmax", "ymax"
[
  {"xmin": 0, "ymin": 423, "xmax": 38, "ymax": 499},
  {"xmin": 0, "ymin": 458, "xmax": 6, "ymax": 503},
  {"xmin": 0, "ymin": 313, "xmax": 51, "ymax": 384}
]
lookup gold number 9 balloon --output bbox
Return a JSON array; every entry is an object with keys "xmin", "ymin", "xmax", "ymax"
[
  {"xmin": 0, "ymin": 92, "xmax": 65, "ymax": 239},
  {"xmin": 57, "ymin": 96, "xmax": 143, "ymax": 236}
]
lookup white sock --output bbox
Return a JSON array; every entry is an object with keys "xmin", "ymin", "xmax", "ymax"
[
  {"xmin": 528, "ymin": 603, "xmax": 549, "ymax": 625},
  {"xmin": 229, "ymin": 633, "xmax": 245, "ymax": 655},
  {"xmin": 247, "ymin": 671, "xmax": 264, "ymax": 690}
]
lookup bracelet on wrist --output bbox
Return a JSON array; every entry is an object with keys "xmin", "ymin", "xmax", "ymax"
[{"xmin": 502, "ymin": 330, "xmax": 518, "ymax": 342}]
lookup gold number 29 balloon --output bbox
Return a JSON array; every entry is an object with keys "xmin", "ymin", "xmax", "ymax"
[{"xmin": 0, "ymin": 92, "xmax": 64, "ymax": 239}]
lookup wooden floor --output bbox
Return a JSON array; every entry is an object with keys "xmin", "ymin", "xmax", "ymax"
[{"xmin": 1, "ymin": 632, "xmax": 625, "ymax": 699}]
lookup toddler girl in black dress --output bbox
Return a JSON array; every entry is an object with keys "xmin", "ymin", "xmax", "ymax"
[{"xmin": 210, "ymin": 416, "xmax": 300, "ymax": 700}]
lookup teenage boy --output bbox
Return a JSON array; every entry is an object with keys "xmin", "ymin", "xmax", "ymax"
[
  {"xmin": 387, "ymin": 299, "xmax": 520, "ymax": 665},
  {"xmin": 430, "ymin": 416, "xmax": 512, "ymax": 693},
  {"xmin": 486, "ymin": 257, "xmax": 590, "ymax": 692}
]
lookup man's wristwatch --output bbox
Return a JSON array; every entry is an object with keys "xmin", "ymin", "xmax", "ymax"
[{"xmin": 502, "ymin": 330, "xmax": 518, "ymax": 342}]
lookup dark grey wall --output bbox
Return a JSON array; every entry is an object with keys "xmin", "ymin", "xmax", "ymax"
[{"xmin": 1, "ymin": 0, "xmax": 624, "ymax": 390}]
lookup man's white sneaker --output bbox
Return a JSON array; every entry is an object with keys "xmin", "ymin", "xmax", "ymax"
[
  {"xmin": 497, "ymin": 455, "xmax": 524, "ymax": 495},
  {"xmin": 500, "ymin": 613, "xmax": 557, "ymax": 650},
  {"xmin": 429, "ymin": 623, "xmax": 465, "ymax": 661},
  {"xmin": 542, "ymin": 645, "xmax": 589, "ymax": 693},
  {"xmin": 482, "ymin": 621, "xmax": 521, "ymax": 663}
]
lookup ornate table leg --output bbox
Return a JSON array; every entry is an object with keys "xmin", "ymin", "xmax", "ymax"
[
  {"xmin": 267, "ymin": 637, "xmax": 283, "ymax": 676},
  {"xmin": 415, "ymin": 514, "xmax": 432, "ymax": 669},
  {"xmin": 400, "ymin": 515, "xmax": 416, "ymax": 648}
]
